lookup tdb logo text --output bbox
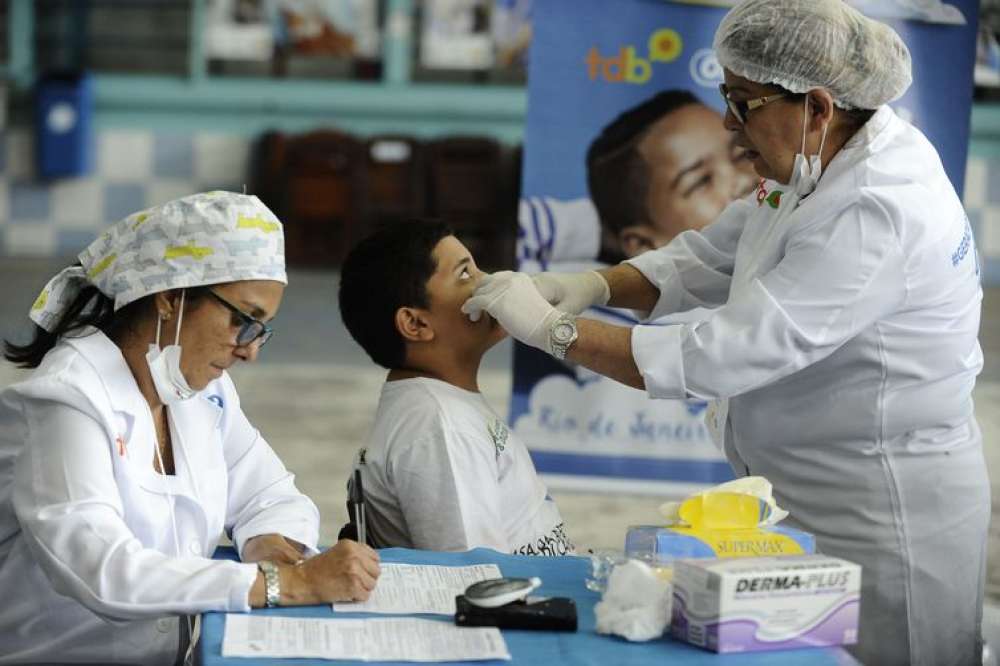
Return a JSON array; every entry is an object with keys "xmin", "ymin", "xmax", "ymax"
[{"xmin": 585, "ymin": 28, "xmax": 683, "ymax": 84}]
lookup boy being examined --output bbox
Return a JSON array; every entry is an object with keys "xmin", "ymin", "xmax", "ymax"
[{"xmin": 339, "ymin": 222, "xmax": 573, "ymax": 555}]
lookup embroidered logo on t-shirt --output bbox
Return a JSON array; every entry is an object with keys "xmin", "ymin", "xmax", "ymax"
[{"xmin": 488, "ymin": 420, "xmax": 508, "ymax": 461}]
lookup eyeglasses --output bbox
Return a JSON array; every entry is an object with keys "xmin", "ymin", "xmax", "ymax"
[
  {"xmin": 719, "ymin": 83, "xmax": 787, "ymax": 125},
  {"xmin": 207, "ymin": 290, "xmax": 274, "ymax": 347}
]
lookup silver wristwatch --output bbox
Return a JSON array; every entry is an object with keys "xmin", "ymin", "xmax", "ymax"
[
  {"xmin": 548, "ymin": 313, "xmax": 579, "ymax": 360},
  {"xmin": 258, "ymin": 560, "xmax": 280, "ymax": 607}
]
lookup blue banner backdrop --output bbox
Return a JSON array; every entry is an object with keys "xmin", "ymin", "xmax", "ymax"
[{"xmin": 513, "ymin": 0, "xmax": 979, "ymax": 495}]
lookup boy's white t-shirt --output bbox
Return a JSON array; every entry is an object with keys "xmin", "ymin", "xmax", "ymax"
[{"xmin": 353, "ymin": 377, "xmax": 573, "ymax": 556}]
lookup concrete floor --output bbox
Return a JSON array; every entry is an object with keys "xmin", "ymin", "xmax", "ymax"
[{"xmin": 2, "ymin": 257, "xmax": 1000, "ymax": 599}]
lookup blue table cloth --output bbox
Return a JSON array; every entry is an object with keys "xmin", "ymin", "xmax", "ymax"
[{"xmin": 201, "ymin": 547, "xmax": 859, "ymax": 665}]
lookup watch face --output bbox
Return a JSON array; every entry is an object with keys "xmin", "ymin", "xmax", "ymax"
[{"xmin": 553, "ymin": 322, "xmax": 575, "ymax": 343}]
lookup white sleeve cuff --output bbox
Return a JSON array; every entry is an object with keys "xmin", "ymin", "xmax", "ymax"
[
  {"xmin": 624, "ymin": 251, "xmax": 683, "ymax": 322},
  {"xmin": 632, "ymin": 323, "xmax": 688, "ymax": 399},
  {"xmin": 228, "ymin": 562, "xmax": 262, "ymax": 613},
  {"xmin": 234, "ymin": 519, "xmax": 320, "ymax": 562}
]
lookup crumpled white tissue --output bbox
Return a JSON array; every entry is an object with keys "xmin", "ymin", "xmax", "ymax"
[{"xmin": 594, "ymin": 559, "xmax": 671, "ymax": 641}]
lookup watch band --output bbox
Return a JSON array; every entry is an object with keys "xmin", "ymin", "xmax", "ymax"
[{"xmin": 258, "ymin": 560, "xmax": 280, "ymax": 608}]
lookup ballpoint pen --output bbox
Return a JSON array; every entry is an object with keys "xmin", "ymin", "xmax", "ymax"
[{"xmin": 352, "ymin": 468, "xmax": 367, "ymax": 546}]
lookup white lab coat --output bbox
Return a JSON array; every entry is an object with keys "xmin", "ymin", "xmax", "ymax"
[
  {"xmin": 626, "ymin": 106, "xmax": 989, "ymax": 666},
  {"xmin": 0, "ymin": 330, "xmax": 320, "ymax": 665}
]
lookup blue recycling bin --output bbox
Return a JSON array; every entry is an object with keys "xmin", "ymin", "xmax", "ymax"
[{"xmin": 36, "ymin": 71, "xmax": 94, "ymax": 179}]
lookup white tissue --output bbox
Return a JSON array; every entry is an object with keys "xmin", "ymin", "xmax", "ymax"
[{"xmin": 594, "ymin": 559, "xmax": 672, "ymax": 642}]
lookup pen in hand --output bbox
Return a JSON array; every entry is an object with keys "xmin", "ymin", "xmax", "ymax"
[{"xmin": 352, "ymin": 468, "xmax": 367, "ymax": 546}]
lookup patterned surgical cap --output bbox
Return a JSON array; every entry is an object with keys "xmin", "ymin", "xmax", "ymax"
[{"xmin": 30, "ymin": 191, "xmax": 287, "ymax": 332}]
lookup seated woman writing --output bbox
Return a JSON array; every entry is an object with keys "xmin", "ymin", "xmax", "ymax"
[{"xmin": 0, "ymin": 192, "xmax": 380, "ymax": 665}]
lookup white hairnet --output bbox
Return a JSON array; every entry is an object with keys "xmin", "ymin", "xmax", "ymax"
[
  {"xmin": 30, "ymin": 191, "xmax": 287, "ymax": 332},
  {"xmin": 713, "ymin": 0, "xmax": 912, "ymax": 110}
]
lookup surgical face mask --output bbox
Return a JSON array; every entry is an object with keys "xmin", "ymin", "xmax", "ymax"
[
  {"xmin": 145, "ymin": 290, "xmax": 197, "ymax": 405},
  {"xmin": 787, "ymin": 95, "xmax": 829, "ymax": 198}
]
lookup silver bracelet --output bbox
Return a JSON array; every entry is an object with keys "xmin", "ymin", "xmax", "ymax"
[{"xmin": 257, "ymin": 560, "xmax": 280, "ymax": 608}]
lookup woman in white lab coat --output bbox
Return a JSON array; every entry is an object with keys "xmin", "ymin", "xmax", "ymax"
[
  {"xmin": 463, "ymin": 1, "xmax": 989, "ymax": 664},
  {"xmin": 0, "ymin": 192, "xmax": 380, "ymax": 665}
]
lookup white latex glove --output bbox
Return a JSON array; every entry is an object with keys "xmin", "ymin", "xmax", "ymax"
[
  {"xmin": 462, "ymin": 271, "xmax": 560, "ymax": 353},
  {"xmin": 533, "ymin": 270, "xmax": 611, "ymax": 315}
]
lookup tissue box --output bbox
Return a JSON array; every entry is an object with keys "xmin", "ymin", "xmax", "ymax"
[
  {"xmin": 671, "ymin": 555, "xmax": 861, "ymax": 653},
  {"xmin": 625, "ymin": 524, "xmax": 815, "ymax": 565}
]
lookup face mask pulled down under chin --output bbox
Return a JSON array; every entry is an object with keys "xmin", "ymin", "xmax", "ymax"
[
  {"xmin": 145, "ymin": 291, "xmax": 197, "ymax": 405},
  {"xmin": 146, "ymin": 343, "xmax": 197, "ymax": 404},
  {"xmin": 785, "ymin": 96, "xmax": 829, "ymax": 200},
  {"xmin": 787, "ymin": 151, "xmax": 823, "ymax": 199}
]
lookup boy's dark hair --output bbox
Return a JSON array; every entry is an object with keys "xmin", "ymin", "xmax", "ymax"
[
  {"xmin": 339, "ymin": 221, "xmax": 453, "ymax": 370},
  {"xmin": 586, "ymin": 90, "xmax": 703, "ymax": 240}
]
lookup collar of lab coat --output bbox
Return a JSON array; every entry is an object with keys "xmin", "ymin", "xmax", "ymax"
[
  {"xmin": 61, "ymin": 329, "xmax": 223, "ymax": 431},
  {"xmin": 842, "ymin": 105, "xmax": 896, "ymax": 152},
  {"xmin": 808, "ymin": 105, "xmax": 897, "ymax": 194},
  {"xmin": 62, "ymin": 328, "xmax": 152, "ymax": 420},
  {"xmin": 61, "ymin": 330, "xmax": 225, "ymax": 503}
]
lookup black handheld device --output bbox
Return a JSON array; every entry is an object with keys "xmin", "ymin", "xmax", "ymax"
[{"xmin": 454, "ymin": 594, "xmax": 578, "ymax": 632}]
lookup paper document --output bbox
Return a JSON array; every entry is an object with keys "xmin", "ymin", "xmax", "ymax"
[
  {"xmin": 334, "ymin": 563, "xmax": 503, "ymax": 615},
  {"xmin": 222, "ymin": 615, "xmax": 511, "ymax": 661}
]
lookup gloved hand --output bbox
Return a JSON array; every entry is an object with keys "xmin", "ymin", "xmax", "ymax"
[
  {"xmin": 533, "ymin": 270, "xmax": 611, "ymax": 315},
  {"xmin": 462, "ymin": 271, "xmax": 561, "ymax": 353}
]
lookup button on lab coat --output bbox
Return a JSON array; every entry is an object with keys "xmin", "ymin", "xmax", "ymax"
[
  {"xmin": 0, "ymin": 330, "xmax": 320, "ymax": 665},
  {"xmin": 626, "ymin": 106, "xmax": 989, "ymax": 666}
]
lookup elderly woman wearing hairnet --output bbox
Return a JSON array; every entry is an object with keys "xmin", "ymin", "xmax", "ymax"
[
  {"xmin": 464, "ymin": 1, "xmax": 988, "ymax": 664},
  {"xmin": 0, "ymin": 192, "xmax": 380, "ymax": 665}
]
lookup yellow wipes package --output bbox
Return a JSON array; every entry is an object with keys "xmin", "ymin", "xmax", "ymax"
[
  {"xmin": 626, "ymin": 477, "xmax": 815, "ymax": 564},
  {"xmin": 677, "ymin": 491, "xmax": 774, "ymax": 529}
]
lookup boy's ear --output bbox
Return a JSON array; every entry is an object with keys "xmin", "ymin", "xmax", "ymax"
[{"xmin": 395, "ymin": 307, "xmax": 435, "ymax": 343}]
